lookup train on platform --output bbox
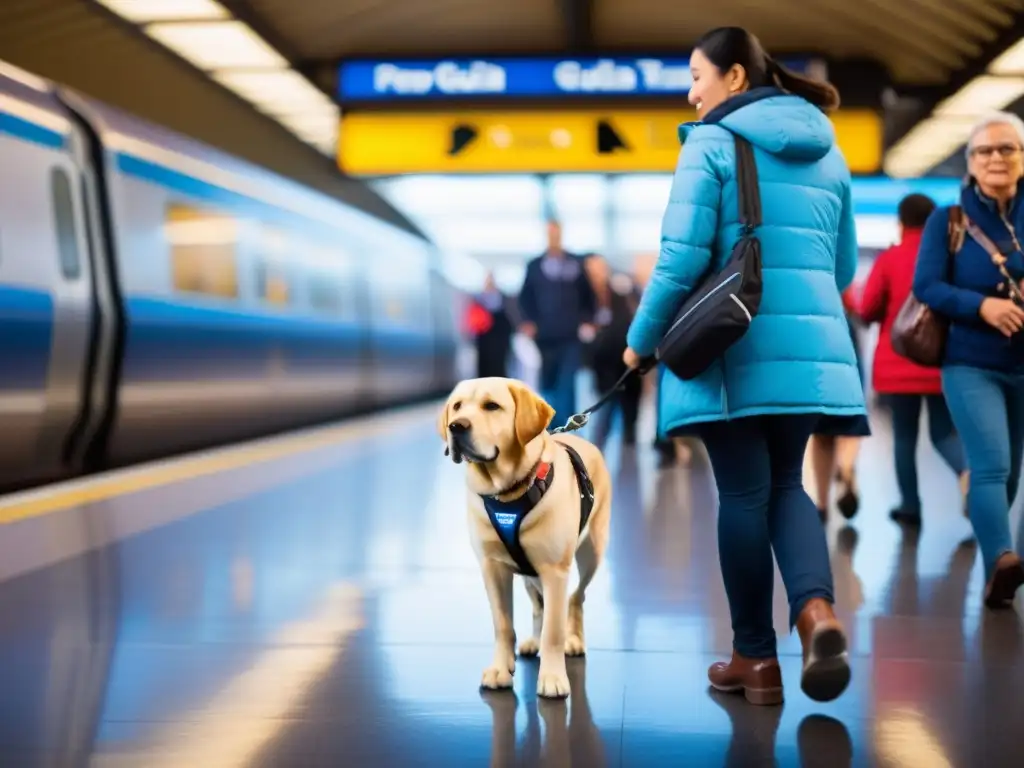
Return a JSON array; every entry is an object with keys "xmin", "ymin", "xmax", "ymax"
[{"xmin": 0, "ymin": 60, "xmax": 460, "ymax": 491}]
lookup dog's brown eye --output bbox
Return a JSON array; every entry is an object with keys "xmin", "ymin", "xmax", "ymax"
[
  {"xmin": 452, "ymin": 401, "xmax": 462, "ymax": 411},
  {"xmin": 482, "ymin": 401, "xmax": 501, "ymax": 411}
]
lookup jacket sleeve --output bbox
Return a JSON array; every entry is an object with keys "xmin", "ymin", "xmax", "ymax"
[
  {"xmin": 835, "ymin": 178, "xmax": 858, "ymax": 293},
  {"xmin": 517, "ymin": 260, "xmax": 539, "ymax": 325},
  {"xmin": 626, "ymin": 133, "xmax": 722, "ymax": 356},
  {"xmin": 913, "ymin": 207, "xmax": 986, "ymax": 326},
  {"xmin": 858, "ymin": 247, "xmax": 890, "ymax": 324}
]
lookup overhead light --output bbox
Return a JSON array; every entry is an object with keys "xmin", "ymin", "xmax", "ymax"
[
  {"xmin": 145, "ymin": 20, "xmax": 288, "ymax": 70},
  {"xmin": 95, "ymin": 0, "xmax": 228, "ymax": 22},
  {"xmin": 934, "ymin": 75, "xmax": 1024, "ymax": 116},
  {"xmin": 884, "ymin": 115, "xmax": 978, "ymax": 178},
  {"xmin": 885, "ymin": 71, "xmax": 1024, "ymax": 178},
  {"xmin": 94, "ymin": 2, "xmax": 344, "ymax": 156},
  {"xmin": 989, "ymin": 39, "xmax": 1024, "ymax": 75},
  {"xmin": 212, "ymin": 70, "xmax": 335, "ymax": 117}
]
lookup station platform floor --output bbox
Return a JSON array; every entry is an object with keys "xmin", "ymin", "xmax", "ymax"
[{"xmin": 0, "ymin": 396, "xmax": 1022, "ymax": 767}]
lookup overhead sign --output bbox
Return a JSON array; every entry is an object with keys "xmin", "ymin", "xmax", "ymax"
[
  {"xmin": 336, "ymin": 57, "xmax": 813, "ymax": 101},
  {"xmin": 338, "ymin": 109, "xmax": 882, "ymax": 175}
]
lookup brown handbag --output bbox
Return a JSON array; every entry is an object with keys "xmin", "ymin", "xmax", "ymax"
[{"xmin": 890, "ymin": 206, "xmax": 965, "ymax": 367}]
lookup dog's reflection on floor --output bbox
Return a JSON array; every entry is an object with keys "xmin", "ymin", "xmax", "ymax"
[{"xmin": 480, "ymin": 659, "xmax": 606, "ymax": 768}]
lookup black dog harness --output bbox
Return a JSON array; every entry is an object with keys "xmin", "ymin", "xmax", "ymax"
[{"xmin": 481, "ymin": 444, "xmax": 595, "ymax": 578}]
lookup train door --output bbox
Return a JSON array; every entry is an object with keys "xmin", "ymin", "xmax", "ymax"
[
  {"xmin": 29, "ymin": 121, "xmax": 105, "ymax": 485},
  {"xmin": 56, "ymin": 92, "xmax": 125, "ymax": 476}
]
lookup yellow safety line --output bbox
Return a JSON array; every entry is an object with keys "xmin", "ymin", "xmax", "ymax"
[{"xmin": 0, "ymin": 405, "xmax": 436, "ymax": 525}]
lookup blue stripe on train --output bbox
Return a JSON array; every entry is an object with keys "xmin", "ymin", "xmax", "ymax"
[
  {"xmin": 0, "ymin": 285, "xmax": 54, "ymax": 390},
  {"xmin": 122, "ymin": 295, "xmax": 436, "ymax": 384},
  {"xmin": 0, "ymin": 110, "xmax": 66, "ymax": 149},
  {"xmin": 0, "ymin": 285, "xmax": 434, "ymax": 390}
]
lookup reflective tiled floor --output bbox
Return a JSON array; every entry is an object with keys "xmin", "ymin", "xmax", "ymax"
[{"xmin": 0, "ymin": 400, "xmax": 1022, "ymax": 766}]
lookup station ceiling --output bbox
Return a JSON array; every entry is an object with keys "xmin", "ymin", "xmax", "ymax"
[
  {"xmin": 2, "ymin": 0, "xmax": 1023, "ymax": 201},
  {"xmin": 244, "ymin": 0, "xmax": 1023, "ymax": 87},
  {"xmin": 0, "ymin": 0, "xmax": 422, "ymax": 235}
]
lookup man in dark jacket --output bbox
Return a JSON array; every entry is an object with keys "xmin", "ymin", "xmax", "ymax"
[{"xmin": 518, "ymin": 219, "xmax": 597, "ymax": 429}]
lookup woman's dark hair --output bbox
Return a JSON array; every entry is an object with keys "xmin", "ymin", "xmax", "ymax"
[
  {"xmin": 694, "ymin": 26, "xmax": 840, "ymax": 112},
  {"xmin": 897, "ymin": 193, "xmax": 936, "ymax": 229}
]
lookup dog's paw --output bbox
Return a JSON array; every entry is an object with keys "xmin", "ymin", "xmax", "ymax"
[
  {"xmin": 517, "ymin": 637, "xmax": 540, "ymax": 657},
  {"xmin": 537, "ymin": 668, "xmax": 571, "ymax": 699},
  {"xmin": 564, "ymin": 634, "xmax": 586, "ymax": 657},
  {"xmin": 480, "ymin": 664, "xmax": 515, "ymax": 690}
]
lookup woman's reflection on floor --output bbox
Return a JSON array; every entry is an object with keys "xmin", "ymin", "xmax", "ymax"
[{"xmin": 711, "ymin": 690, "xmax": 853, "ymax": 767}]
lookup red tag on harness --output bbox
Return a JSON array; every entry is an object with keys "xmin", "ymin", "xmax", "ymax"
[{"xmin": 535, "ymin": 462, "xmax": 551, "ymax": 482}]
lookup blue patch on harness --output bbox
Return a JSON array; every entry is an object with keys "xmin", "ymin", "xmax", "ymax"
[{"xmin": 493, "ymin": 512, "xmax": 517, "ymax": 529}]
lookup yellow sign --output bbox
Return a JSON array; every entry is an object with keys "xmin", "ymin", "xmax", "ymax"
[{"xmin": 338, "ymin": 108, "xmax": 882, "ymax": 176}]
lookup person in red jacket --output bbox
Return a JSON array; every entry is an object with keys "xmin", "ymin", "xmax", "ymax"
[{"xmin": 857, "ymin": 193, "xmax": 968, "ymax": 525}]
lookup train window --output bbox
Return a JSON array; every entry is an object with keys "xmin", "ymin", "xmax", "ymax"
[
  {"xmin": 255, "ymin": 226, "xmax": 291, "ymax": 307},
  {"xmin": 255, "ymin": 258, "xmax": 291, "ymax": 307},
  {"xmin": 164, "ymin": 204, "xmax": 239, "ymax": 299},
  {"xmin": 308, "ymin": 272, "xmax": 343, "ymax": 314},
  {"xmin": 50, "ymin": 167, "xmax": 82, "ymax": 280}
]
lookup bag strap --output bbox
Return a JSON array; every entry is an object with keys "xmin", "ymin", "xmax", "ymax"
[
  {"xmin": 944, "ymin": 204, "xmax": 965, "ymax": 283},
  {"xmin": 947, "ymin": 205, "xmax": 965, "ymax": 252},
  {"xmin": 962, "ymin": 213, "xmax": 1024, "ymax": 305},
  {"xmin": 734, "ymin": 135, "xmax": 762, "ymax": 232}
]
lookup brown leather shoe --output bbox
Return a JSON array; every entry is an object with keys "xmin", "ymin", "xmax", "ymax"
[
  {"xmin": 795, "ymin": 598, "xmax": 850, "ymax": 703},
  {"xmin": 984, "ymin": 553, "xmax": 1024, "ymax": 609},
  {"xmin": 707, "ymin": 651, "xmax": 783, "ymax": 705}
]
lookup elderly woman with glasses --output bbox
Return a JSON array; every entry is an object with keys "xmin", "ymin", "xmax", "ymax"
[{"xmin": 913, "ymin": 111, "xmax": 1024, "ymax": 608}]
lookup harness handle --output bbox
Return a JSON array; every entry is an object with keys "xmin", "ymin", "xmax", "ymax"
[{"xmin": 550, "ymin": 356, "xmax": 657, "ymax": 434}]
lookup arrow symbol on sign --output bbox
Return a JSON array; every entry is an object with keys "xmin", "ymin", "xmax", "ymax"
[
  {"xmin": 597, "ymin": 120, "xmax": 629, "ymax": 154},
  {"xmin": 449, "ymin": 124, "xmax": 478, "ymax": 156}
]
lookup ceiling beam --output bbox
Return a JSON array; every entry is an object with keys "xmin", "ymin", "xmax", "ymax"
[
  {"xmin": 559, "ymin": 0, "xmax": 594, "ymax": 53},
  {"xmin": 886, "ymin": 8, "xmax": 1024, "ymax": 151}
]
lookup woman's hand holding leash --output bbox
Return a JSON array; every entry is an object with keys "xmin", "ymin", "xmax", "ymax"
[{"xmin": 552, "ymin": 348, "xmax": 652, "ymax": 435}]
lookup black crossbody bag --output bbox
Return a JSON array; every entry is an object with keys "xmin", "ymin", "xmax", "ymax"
[{"xmin": 651, "ymin": 134, "xmax": 764, "ymax": 380}]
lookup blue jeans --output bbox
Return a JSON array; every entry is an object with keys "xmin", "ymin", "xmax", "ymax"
[
  {"xmin": 884, "ymin": 394, "xmax": 966, "ymax": 514},
  {"xmin": 942, "ymin": 365, "xmax": 1024, "ymax": 576},
  {"xmin": 538, "ymin": 341, "xmax": 581, "ymax": 430},
  {"xmin": 698, "ymin": 415, "xmax": 834, "ymax": 658}
]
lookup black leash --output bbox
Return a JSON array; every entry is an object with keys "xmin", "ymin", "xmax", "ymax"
[{"xmin": 550, "ymin": 356, "xmax": 657, "ymax": 434}]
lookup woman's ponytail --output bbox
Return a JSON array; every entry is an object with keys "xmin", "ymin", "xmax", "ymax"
[
  {"xmin": 695, "ymin": 27, "xmax": 842, "ymax": 112},
  {"xmin": 769, "ymin": 58, "xmax": 841, "ymax": 112}
]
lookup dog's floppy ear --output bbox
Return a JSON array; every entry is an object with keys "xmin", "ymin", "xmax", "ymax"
[
  {"xmin": 436, "ymin": 400, "xmax": 449, "ymax": 440},
  {"xmin": 508, "ymin": 381, "xmax": 555, "ymax": 447}
]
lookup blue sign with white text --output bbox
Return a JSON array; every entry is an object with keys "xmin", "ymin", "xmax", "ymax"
[{"xmin": 337, "ymin": 56, "xmax": 810, "ymax": 101}]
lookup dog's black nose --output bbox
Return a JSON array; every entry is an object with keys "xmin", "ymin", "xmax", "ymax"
[{"xmin": 448, "ymin": 419, "xmax": 470, "ymax": 435}]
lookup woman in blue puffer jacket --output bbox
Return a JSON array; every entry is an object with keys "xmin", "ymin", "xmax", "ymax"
[{"xmin": 623, "ymin": 26, "xmax": 866, "ymax": 706}]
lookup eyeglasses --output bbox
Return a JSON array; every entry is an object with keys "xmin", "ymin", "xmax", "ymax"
[{"xmin": 969, "ymin": 144, "xmax": 1023, "ymax": 160}]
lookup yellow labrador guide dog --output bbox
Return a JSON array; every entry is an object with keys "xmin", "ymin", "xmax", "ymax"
[{"xmin": 438, "ymin": 377, "xmax": 612, "ymax": 699}]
